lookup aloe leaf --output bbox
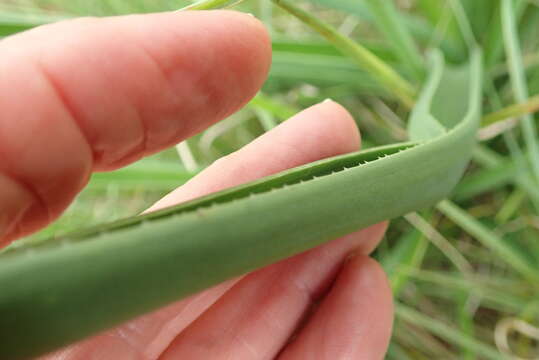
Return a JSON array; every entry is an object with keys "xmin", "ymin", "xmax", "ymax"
[
  {"xmin": 408, "ymin": 51, "xmax": 447, "ymax": 140},
  {"xmin": 0, "ymin": 48, "xmax": 482, "ymax": 358}
]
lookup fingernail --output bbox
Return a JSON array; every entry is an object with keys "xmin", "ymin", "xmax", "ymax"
[
  {"xmin": 246, "ymin": 13, "xmax": 255, "ymax": 18},
  {"xmin": 323, "ymin": 98, "xmax": 334, "ymax": 104}
]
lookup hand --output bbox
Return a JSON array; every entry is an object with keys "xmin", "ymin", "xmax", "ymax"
[{"xmin": 0, "ymin": 10, "xmax": 393, "ymax": 359}]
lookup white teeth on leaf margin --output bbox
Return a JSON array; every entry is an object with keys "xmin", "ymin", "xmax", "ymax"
[{"xmin": 14, "ymin": 154, "xmax": 404, "ymax": 257}]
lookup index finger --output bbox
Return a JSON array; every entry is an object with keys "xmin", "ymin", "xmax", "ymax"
[{"xmin": 0, "ymin": 10, "xmax": 271, "ymax": 244}]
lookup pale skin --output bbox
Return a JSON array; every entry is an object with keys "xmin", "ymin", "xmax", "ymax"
[{"xmin": 0, "ymin": 10, "xmax": 393, "ymax": 360}]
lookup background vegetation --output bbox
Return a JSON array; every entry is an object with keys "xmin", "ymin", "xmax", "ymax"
[{"xmin": 2, "ymin": 0, "xmax": 539, "ymax": 358}]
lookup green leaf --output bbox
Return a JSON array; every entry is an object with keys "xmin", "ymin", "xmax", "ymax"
[
  {"xmin": 0, "ymin": 9, "xmax": 67, "ymax": 36},
  {"xmin": 272, "ymin": 0, "xmax": 417, "ymax": 108},
  {"xmin": 408, "ymin": 51, "xmax": 447, "ymax": 141},
  {"xmin": 363, "ymin": 0, "xmax": 424, "ymax": 80},
  {"xmin": 483, "ymin": 0, "xmax": 527, "ymax": 68},
  {"xmin": 436, "ymin": 199, "xmax": 539, "ymax": 282},
  {"xmin": 481, "ymin": 94, "xmax": 539, "ymax": 126},
  {"xmin": 178, "ymin": 0, "xmax": 241, "ymax": 11},
  {"xmin": 382, "ymin": 228, "xmax": 428, "ymax": 297},
  {"xmin": 501, "ymin": 0, "xmax": 539, "ymax": 184},
  {"xmin": 307, "ymin": 0, "xmax": 370, "ymax": 19},
  {"xmin": 396, "ymin": 304, "xmax": 506, "ymax": 360}
]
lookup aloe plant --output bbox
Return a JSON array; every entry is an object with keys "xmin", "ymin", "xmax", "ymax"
[
  {"xmin": 2, "ymin": 1, "xmax": 539, "ymax": 359},
  {"xmin": 0, "ymin": 42, "xmax": 482, "ymax": 360}
]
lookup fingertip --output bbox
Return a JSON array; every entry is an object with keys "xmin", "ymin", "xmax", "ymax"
[
  {"xmin": 208, "ymin": 10, "xmax": 271, "ymax": 47},
  {"xmin": 357, "ymin": 221, "xmax": 389, "ymax": 254},
  {"xmin": 313, "ymin": 99, "xmax": 361, "ymax": 153},
  {"xmin": 346, "ymin": 254, "xmax": 394, "ymax": 327},
  {"xmin": 347, "ymin": 255, "xmax": 390, "ymax": 288},
  {"xmin": 189, "ymin": 10, "xmax": 272, "ymax": 99},
  {"xmin": 346, "ymin": 255, "xmax": 394, "ymax": 358},
  {"xmin": 279, "ymin": 254, "xmax": 393, "ymax": 360},
  {"xmin": 332, "ymin": 220, "xmax": 388, "ymax": 258}
]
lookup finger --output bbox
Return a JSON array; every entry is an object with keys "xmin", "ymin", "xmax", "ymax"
[
  {"xmin": 0, "ymin": 10, "xmax": 271, "ymax": 244},
  {"xmin": 42, "ymin": 100, "xmax": 363, "ymax": 360},
  {"xmin": 331, "ymin": 221, "xmax": 387, "ymax": 256},
  {"xmin": 159, "ymin": 223, "xmax": 387, "ymax": 360},
  {"xmin": 278, "ymin": 256, "xmax": 394, "ymax": 360},
  {"xmin": 40, "ymin": 279, "xmax": 240, "ymax": 360}
]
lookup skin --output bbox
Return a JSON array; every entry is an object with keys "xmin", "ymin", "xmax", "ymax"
[{"xmin": 0, "ymin": 10, "xmax": 393, "ymax": 360}]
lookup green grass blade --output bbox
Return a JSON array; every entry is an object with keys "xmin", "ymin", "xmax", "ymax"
[
  {"xmin": 417, "ymin": 0, "xmax": 468, "ymax": 61},
  {"xmin": 269, "ymin": 50, "xmax": 385, "ymax": 95},
  {"xmin": 496, "ymin": 188, "xmax": 526, "ymax": 224},
  {"xmin": 309, "ymin": 0, "xmax": 459, "ymax": 61},
  {"xmin": 179, "ymin": 0, "xmax": 239, "ymax": 11},
  {"xmin": 0, "ymin": 9, "xmax": 67, "ymax": 36},
  {"xmin": 362, "ymin": 0, "xmax": 424, "ymax": 80},
  {"xmin": 483, "ymin": 0, "xmax": 526, "ymax": 68},
  {"xmin": 457, "ymin": 291, "xmax": 477, "ymax": 360},
  {"xmin": 454, "ymin": 161, "xmax": 515, "ymax": 200},
  {"xmin": 481, "ymin": 93, "xmax": 539, "ymax": 126},
  {"xmin": 501, "ymin": 0, "xmax": 539, "ymax": 184},
  {"xmin": 396, "ymin": 304, "xmax": 506, "ymax": 360},
  {"xmin": 271, "ymin": 0, "xmax": 416, "ymax": 108},
  {"xmin": 406, "ymin": 269, "xmax": 529, "ymax": 312},
  {"xmin": 307, "ymin": 0, "xmax": 371, "ymax": 20},
  {"xmin": 86, "ymin": 161, "xmax": 194, "ymax": 191},
  {"xmin": 249, "ymin": 93, "xmax": 297, "ymax": 121},
  {"xmin": 382, "ymin": 228, "xmax": 428, "ymax": 297},
  {"xmin": 404, "ymin": 212, "xmax": 472, "ymax": 275},
  {"xmin": 448, "ymin": 0, "xmax": 477, "ymax": 49},
  {"xmin": 436, "ymin": 199, "xmax": 539, "ymax": 282},
  {"xmin": 472, "ymin": 146, "xmax": 539, "ymax": 205}
]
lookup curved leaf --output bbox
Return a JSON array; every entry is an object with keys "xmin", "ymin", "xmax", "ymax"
[{"xmin": 0, "ymin": 50, "xmax": 482, "ymax": 359}]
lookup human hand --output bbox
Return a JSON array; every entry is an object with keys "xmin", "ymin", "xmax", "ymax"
[{"xmin": 0, "ymin": 10, "xmax": 392, "ymax": 359}]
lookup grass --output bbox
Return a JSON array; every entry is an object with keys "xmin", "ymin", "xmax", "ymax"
[{"xmin": 2, "ymin": 0, "xmax": 539, "ymax": 358}]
